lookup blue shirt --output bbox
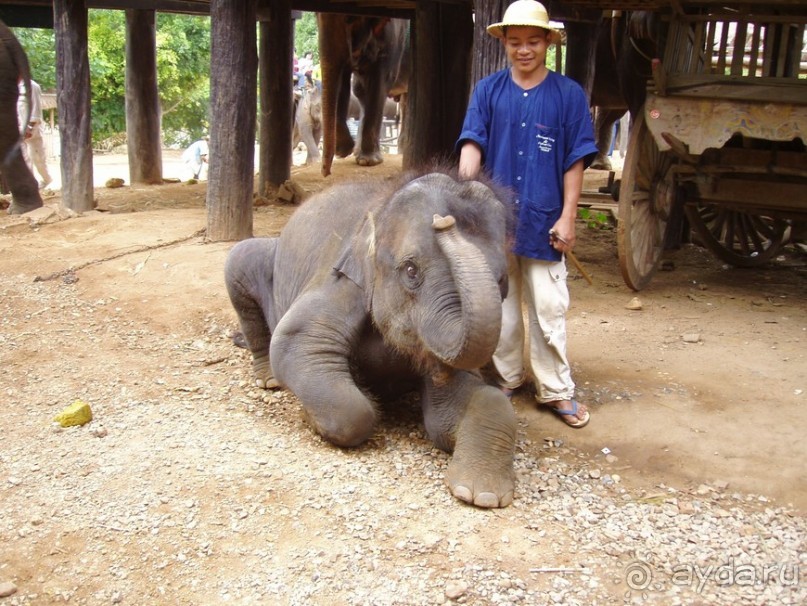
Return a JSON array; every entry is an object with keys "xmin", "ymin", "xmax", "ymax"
[{"xmin": 457, "ymin": 69, "xmax": 598, "ymax": 261}]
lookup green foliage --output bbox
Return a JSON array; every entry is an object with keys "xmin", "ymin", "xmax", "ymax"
[
  {"xmin": 11, "ymin": 27, "xmax": 56, "ymax": 89},
  {"xmin": 294, "ymin": 12, "xmax": 318, "ymax": 63},
  {"xmin": 88, "ymin": 11, "xmax": 126, "ymax": 144},
  {"xmin": 11, "ymin": 11, "xmax": 210, "ymax": 147},
  {"xmin": 578, "ymin": 207, "xmax": 613, "ymax": 230},
  {"xmin": 155, "ymin": 12, "xmax": 210, "ymax": 146}
]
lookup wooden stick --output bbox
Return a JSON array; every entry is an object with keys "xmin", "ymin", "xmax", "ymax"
[{"xmin": 567, "ymin": 249, "xmax": 594, "ymax": 286}]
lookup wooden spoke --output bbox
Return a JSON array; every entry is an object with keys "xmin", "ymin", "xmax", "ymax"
[
  {"xmin": 617, "ymin": 111, "xmax": 678, "ymax": 291},
  {"xmin": 685, "ymin": 203, "xmax": 787, "ymax": 267}
]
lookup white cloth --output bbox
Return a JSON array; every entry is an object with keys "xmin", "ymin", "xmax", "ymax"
[
  {"xmin": 182, "ymin": 139, "xmax": 209, "ymax": 179},
  {"xmin": 492, "ymin": 254, "xmax": 575, "ymax": 404},
  {"xmin": 17, "ymin": 79, "xmax": 51, "ymax": 186}
]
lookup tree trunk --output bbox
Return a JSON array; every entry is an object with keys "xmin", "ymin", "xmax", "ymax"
[
  {"xmin": 403, "ymin": 1, "xmax": 473, "ymax": 169},
  {"xmin": 257, "ymin": 0, "xmax": 292, "ymax": 195},
  {"xmin": 207, "ymin": 0, "xmax": 257, "ymax": 242},
  {"xmin": 53, "ymin": 0, "xmax": 94, "ymax": 212},
  {"xmin": 125, "ymin": 9, "xmax": 163, "ymax": 185}
]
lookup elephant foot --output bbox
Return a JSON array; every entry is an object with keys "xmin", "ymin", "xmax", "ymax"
[
  {"xmin": 335, "ymin": 135, "xmax": 355, "ymax": 159},
  {"xmin": 444, "ymin": 389, "xmax": 517, "ymax": 508},
  {"xmin": 7, "ymin": 201, "xmax": 43, "ymax": 215},
  {"xmin": 355, "ymin": 151, "xmax": 383, "ymax": 167},
  {"xmin": 589, "ymin": 155, "xmax": 613, "ymax": 171},
  {"xmin": 446, "ymin": 446, "xmax": 515, "ymax": 508},
  {"xmin": 252, "ymin": 353, "xmax": 279, "ymax": 389}
]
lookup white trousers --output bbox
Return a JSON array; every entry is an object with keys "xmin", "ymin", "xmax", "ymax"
[
  {"xmin": 492, "ymin": 254, "xmax": 575, "ymax": 404},
  {"xmin": 21, "ymin": 124, "xmax": 51, "ymax": 184}
]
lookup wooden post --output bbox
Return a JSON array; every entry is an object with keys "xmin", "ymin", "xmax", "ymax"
[
  {"xmin": 53, "ymin": 0, "xmax": 94, "ymax": 212},
  {"xmin": 257, "ymin": 0, "xmax": 293, "ymax": 195},
  {"xmin": 207, "ymin": 0, "xmax": 258, "ymax": 242},
  {"xmin": 404, "ymin": 1, "xmax": 473, "ymax": 168},
  {"xmin": 125, "ymin": 9, "xmax": 163, "ymax": 185},
  {"xmin": 470, "ymin": 0, "xmax": 508, "ymax": 85}
]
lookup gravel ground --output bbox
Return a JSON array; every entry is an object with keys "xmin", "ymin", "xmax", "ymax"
[{"xmin": 1, "ymin": 268, "xmax": 804, "ymax": 605}]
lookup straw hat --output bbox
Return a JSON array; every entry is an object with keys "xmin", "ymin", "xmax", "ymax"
[{"xmin": 486, "ymin": 0, "xmax": 559, "ymax": 43}]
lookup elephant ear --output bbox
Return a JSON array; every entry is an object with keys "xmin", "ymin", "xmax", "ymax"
[{"xmin": 333, "ymin": 211, "xmax": 376, "ymax": 304}]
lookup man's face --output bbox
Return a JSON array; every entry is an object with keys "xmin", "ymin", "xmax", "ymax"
[{"xmin": 503, "ymin": 26, "xmax": 550, "ymax": 75}]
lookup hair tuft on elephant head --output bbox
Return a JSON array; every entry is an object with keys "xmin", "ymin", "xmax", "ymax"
[{"xmin": 225, "ymin": 164, "xmax": 518, "ymax": 508}]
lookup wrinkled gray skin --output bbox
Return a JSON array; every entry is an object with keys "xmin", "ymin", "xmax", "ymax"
[
  {"xmin": 0, "ymin": 19, "xmax": 42, "ymax": 214},
  {"xmin": 225, "ymin": 171, "xmax": 517, "ymax": 508}
]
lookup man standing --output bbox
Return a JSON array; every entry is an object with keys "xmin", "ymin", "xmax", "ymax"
[
  {"xmin": 17, "ymin": 78, "xmax": 52, "ymax": 189},
  {"xmin": 457, "ymin": 0, "xmax": 598, "ymax": 428}
]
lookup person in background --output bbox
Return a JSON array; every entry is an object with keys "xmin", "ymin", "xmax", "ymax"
[
  {"xmin": 456, "ymin": 0, "xmax": 598, "ymax": 428},
  {"xmin": 182, "ymin": 135, "xmax": 209, "ymax": 180},
  {"xmin": 17, "ymin": 77, "xmax": 52, "ymax": 189}
]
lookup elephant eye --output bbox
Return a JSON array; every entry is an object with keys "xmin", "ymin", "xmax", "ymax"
[{"xmin": 401, "ymin": 260, "xmax": 422, "ymax": 288}]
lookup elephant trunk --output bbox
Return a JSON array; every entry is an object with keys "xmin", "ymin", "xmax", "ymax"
[{"xmin": 424, "ymin": 214, "xmax": 502, "ymax": 371}]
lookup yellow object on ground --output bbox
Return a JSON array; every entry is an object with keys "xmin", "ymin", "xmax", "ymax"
[{"xmin": 53, "ymin": 400, "xmax": 93, "ymax": 427}]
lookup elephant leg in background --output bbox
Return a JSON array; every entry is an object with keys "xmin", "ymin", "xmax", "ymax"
[
  {"xmin": 590, "ymin": 106, "xmax": 627, "ymax": 171},
  {"xmin": 352, "ymin": 69, "xmax": 387, "ymax": 167},
  {"xmin": 422, "ymin": 374, "xmax": 516, "ymax": 508},
  {"xmin": 0, "ymin": 80, "xmax": 41, "ymax": 213},
  {"xmin": 334, "ymin": 67, "xmax": 355, "ymax": 159}
]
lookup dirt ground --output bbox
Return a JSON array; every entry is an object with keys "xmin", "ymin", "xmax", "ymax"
[{"xmin": 0, "ymin": 152, "xmax": 804, "ymax": 604}]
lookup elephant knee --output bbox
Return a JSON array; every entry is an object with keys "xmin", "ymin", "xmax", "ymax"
[{"xmin": 305, "ymin": 402, "xmax": 376, "ymax": 448}]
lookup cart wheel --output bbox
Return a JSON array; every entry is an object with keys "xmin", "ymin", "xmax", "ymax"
[
  {"xmin": 617, "ymin": 112, "xmax": 677, "ymax": 290},
  {"xmin": 685, "ymin": 204, "xmax": 787, "ymax": 267}
]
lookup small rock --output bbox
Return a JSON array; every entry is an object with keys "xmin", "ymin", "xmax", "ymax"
[
  {"xmin": 0, "ymin": 581, "xmax": 17, "ymax": 598},
  {"xmin": 625, "ymin": 297, "xmax": 642, "ymax": 310},
  {"xmin": 445, "ymin": 580, "xmax": 468, "ymax": 600},
  {"xmin": 53, "ymin": 400, "xmax": 93, "ymax": 427},
  {"xmin": 91, "ymin": 426, "xmax": 108, "ymax": 438},
  {"xmin": 605, "ymin": 454, "xmax": 618, "ymax": 464},
  {"xmin": 589, "ymin": 469, "xmax": 601, "ymax": 479},
  {"xmin": 682, "ymin": 333, "xmax": 701, "ymax": 343}
]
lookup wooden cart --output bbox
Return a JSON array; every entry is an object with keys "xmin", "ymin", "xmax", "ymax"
[{"xmin": 610, "ymin": 1, "xmax": 807, "ymax": 289}]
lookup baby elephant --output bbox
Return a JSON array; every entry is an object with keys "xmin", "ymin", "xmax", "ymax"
[{"xmin": 225, "ymin": 170, "xmax": 517, "ymax": 508}]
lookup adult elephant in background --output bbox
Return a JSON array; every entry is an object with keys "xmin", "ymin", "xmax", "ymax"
[
  {"xmin": 0, "ymin": 19, "xmax": 42, "ymax": 214},
  {"xmin": 589, "ymin": 11, "xmax": 662, "ymax": 171},
  {"xmin": 317, "ymin": 14, "xmax": 409, "ymax": 177}
]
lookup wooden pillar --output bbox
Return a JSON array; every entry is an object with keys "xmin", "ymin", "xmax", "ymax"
[
  {"xmin": 207, "ymin": 0, "xmax": 258, "ymax": 242},
  {"xmin": 470, "ymin": 0, "xmax": 508, "ymax": 85},
  {"xmin": 403, "ymin": 1, "xmax": 473, "ymax": 169},
  {"xmin": 53, "ymin": 0, "xmax": 94, "ymax": 212},
  {"xmin": 125, "ymin": 9, "xmax": 163, "ymax": 184},
  {"xmin": 257, "ymin": 0, "xmax": 293, "ymax": 194}
]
